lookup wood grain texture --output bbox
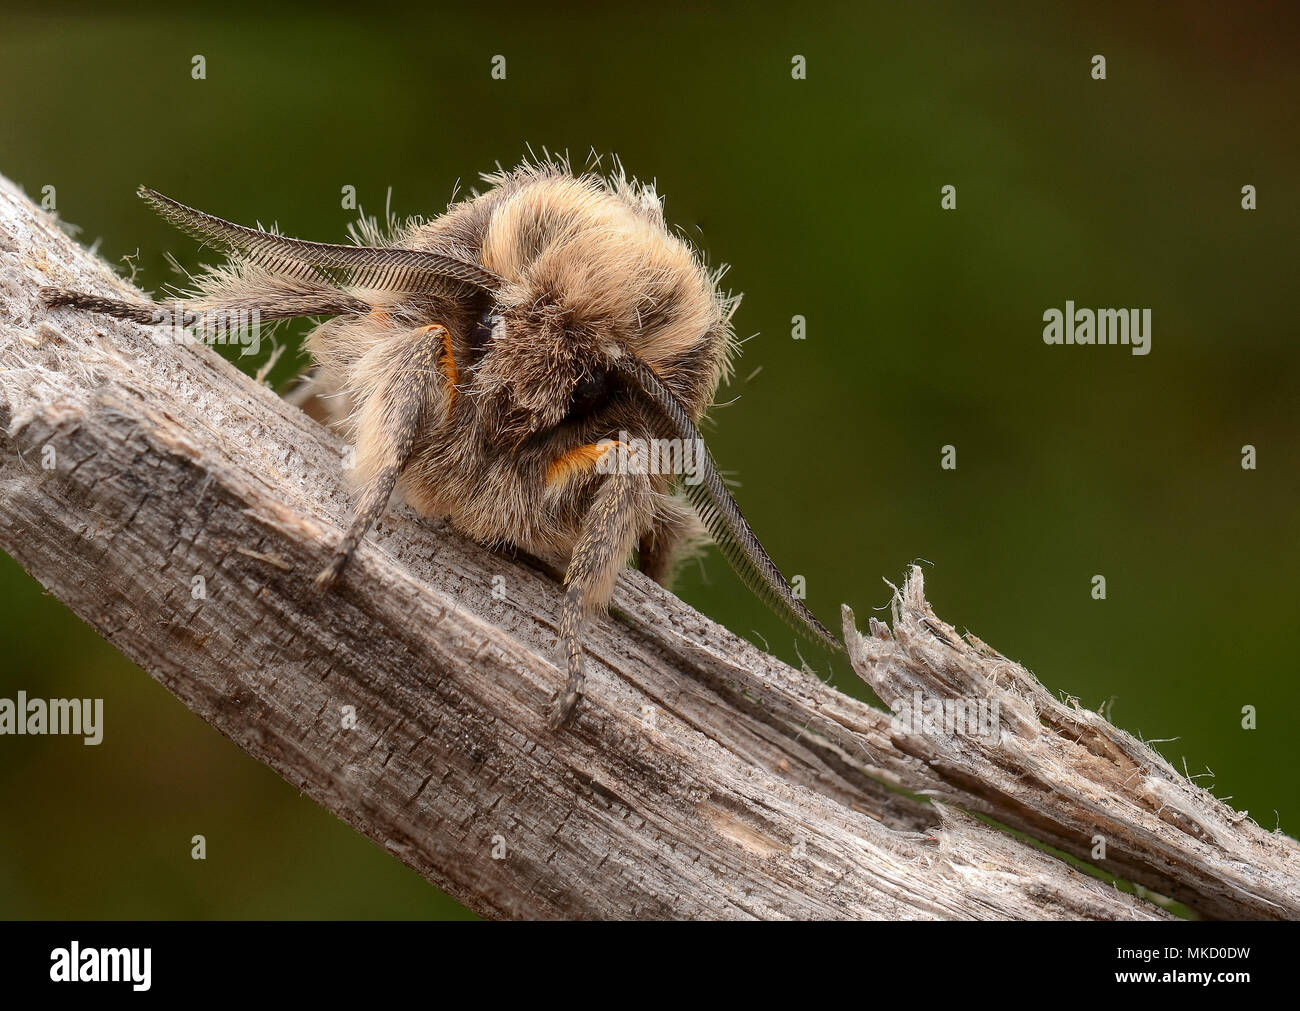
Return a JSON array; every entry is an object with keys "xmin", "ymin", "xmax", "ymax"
[
  {"xmin": 845, "ymin": 575, "xmax": 1300, "ymax": 919},
  {"xmin": 0, "ymin": 174, "xmax": 1290, "ymax": 919}
]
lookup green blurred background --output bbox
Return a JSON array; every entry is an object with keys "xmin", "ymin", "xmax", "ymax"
[{"xmin": 0, "ymin": 1, "xmax": 1295, "ymax": 918}]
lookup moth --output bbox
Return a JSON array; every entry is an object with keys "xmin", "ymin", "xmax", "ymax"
[{"xmin": 41, "ymin": 158, "xmax": 842, "ymax": 728}]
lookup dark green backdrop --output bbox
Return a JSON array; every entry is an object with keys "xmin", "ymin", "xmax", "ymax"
[{"xmin": 1, "ymin": 1, "xmax": 1295, "ymax": 918}]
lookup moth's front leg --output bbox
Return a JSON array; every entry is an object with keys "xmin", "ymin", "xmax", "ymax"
[
  {"xmin": 315, "ymin": 322, "xmax": 455, "ymax": 591},
  {"xmin": 551, "ymin": 470, "xmax": 648, "ymax": 730}
]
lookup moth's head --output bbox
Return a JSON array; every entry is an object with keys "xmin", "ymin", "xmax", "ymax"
[
  {"xmin": 467, "ymin": 298, "xmax": 626, "ymax": 448},
  {"xmin": 457, "ymin": 166, "xmax": 737, "ymax": 449}
]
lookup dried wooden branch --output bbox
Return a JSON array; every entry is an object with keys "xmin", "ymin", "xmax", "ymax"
[
  {"xmin": 0, "ymin": 173, "xmax": 1292, "ymax": 919},
  {"xmin": 844, "ymin": 578, "xmax": 1300, "ymax": 919}
]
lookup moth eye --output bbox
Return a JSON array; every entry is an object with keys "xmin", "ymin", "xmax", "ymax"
[
  {"xmin": 469, "ymin": 311, "xmax": 504, "ymax": 356},
  {"xmin": 567, "ymin": 367, "xmax": 612, "ymax": 420}
]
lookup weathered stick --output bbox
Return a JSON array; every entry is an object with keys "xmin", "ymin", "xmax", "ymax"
[
  {"xmin": 844, "ymin": 579, "xmax": 1300, "ymax": 919},
  {"xmin": 0, "ymin": 173, "xmax": 1291, "ymax": 919}
]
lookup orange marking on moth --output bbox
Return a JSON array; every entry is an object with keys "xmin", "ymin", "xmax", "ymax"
[
  {"xmin": 546, "ymin": 441, "xmax": 626, "ymax": 488},
  {"xmin": 368, "ymin": 308, "xmax": 390, "ymax": 325}
]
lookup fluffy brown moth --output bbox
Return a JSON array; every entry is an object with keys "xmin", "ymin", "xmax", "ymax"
[{"xmin": 40, "ymin": 158, "xmax": 843, "ymax": 729}]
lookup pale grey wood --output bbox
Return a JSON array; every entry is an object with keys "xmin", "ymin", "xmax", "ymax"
[
  {"xmin": 843, "ymin": 573, "xmax": 1300, "ymax": 919},
  {"xmin": 0, "ymin": 173, "xmax": 1283, "ymax": 919}
]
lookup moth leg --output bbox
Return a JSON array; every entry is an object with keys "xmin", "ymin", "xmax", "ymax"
[
  {"xmin": 40, "ymin": 286, "xmax": 369, "ymax": 324},
  {"xmin": 282, "ymin": 367, "xmax": 346, "ymax": 429},
  {"xmin": 552, "ymin": 472, "xmax": 646, "ymax": 730},
  {"xmin": 314, "ymin": 323, "xmax": 451, "ymax": 591}
]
